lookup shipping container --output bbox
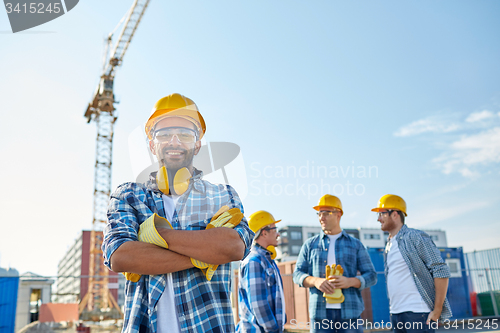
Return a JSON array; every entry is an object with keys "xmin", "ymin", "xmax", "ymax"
[
  {"xmin": 366, "ymin": 247, "xmax": 472, "ymax": 322},
  {"xmin": 0, "ymin": 274, "xmax": 19, "ymax": 333},
  {"xmin": 367, "ymin": 248, "xmax": 391, "ymax": 324},
  {"xmin": 441, "ymin": 247, "xmax": 473, "ymax": 318}
]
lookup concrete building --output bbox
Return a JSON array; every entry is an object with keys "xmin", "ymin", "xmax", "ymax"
[
  {"xmin": 15, "ymin": 272, "xmax": 54, "ymax": 332},
  {"xmin": 277, "ymin": 225, "xmax": 448, "ymax": 262},
  {"xmin": 55, "ymin": 231, "xmax": 124, "ymax": 309}
]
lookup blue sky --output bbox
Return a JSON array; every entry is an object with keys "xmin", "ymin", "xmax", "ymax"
[{"xmin": 1, "ymin": 0, "xmax": 499, "ymax": 277}]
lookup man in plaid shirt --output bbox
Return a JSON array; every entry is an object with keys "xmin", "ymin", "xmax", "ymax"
[
  {"xmin": 372, "ymin": 194, "xmax": 451, "ymax": 333},
  {"xmin": 237, "ymin": 211, "xmax": 286, "ymax": 333},
  {"xmin": 293, "ymin": 195, "xmax": 377, "ymax": 333},
  {"xmin": 102, "ymin": 93, "xmax": 254, "ymax": 333}
]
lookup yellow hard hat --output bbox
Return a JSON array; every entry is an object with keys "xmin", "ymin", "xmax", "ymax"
[
  {"xmin": 313, "ymin": 194, "xmax": 343, "ymax": 215},
  {"xmin": 371, "ymin": 194, "xmax": 407, "ymax": 216},
  {"xmin": 145, "ymin": 93, "xmax": 206, "ymax": 140},
  {"xmin": 248, "ymin": 210, "xmax": 281, "ymax": 233}
]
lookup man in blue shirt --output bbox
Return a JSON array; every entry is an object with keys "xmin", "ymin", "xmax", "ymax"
[
  {"xmin": 237, "ymin": 210, "xmax": 286, "ymax": 333},
  {"xmin": 293, "ymin": 194, "xmax": 377, "ymax": 333},
  {"xmin": 372, "ymin": 194, "xmax": 451, "ymax": 333},
  {"xmin": 102, "ymin": 93, "xmax": 254, "ymax": 333}
]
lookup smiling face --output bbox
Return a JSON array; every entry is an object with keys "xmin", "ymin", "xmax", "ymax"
[
  {"xmin": 149, "ymin": 117, "xmax": 201, "ymax": 172},
  {"xmin": 377, "ymin": 209, "xmax": 402, "ymax": 236},
  {"xmin": 260, "ymin": 223, "xmax": 280, "ymax": 247}
]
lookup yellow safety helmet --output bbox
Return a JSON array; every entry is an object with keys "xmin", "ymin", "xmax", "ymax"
[
  {"xmin": 313, "ymin": 194, "xmax": 343, "ymax": 216},
  {"xmin": 248, "ymin": 210, "xmax": 281, "ymax": 233},
  {"xmin": 145, "ymin": 93, "xmax": 206, "ymax": 140},
  {"xmin": 371, "ymin": 194, "xmax": 407, "ymax": 216}
]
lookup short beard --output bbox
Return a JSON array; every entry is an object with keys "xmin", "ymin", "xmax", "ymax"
[{"xmin": 158, "ymin": 146, "xmax": 195, "ymax": 173}]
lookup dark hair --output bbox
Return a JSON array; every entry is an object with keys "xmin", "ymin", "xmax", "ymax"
[{"xmin": 397, "ymin": 210, "xmax": 405, "ymax": 224}]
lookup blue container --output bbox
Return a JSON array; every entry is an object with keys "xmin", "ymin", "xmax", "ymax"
[
  {"xmin": 0, "ymin": 275, "xmax": 19, "ymax": 333},
  {"xmin": 367, "ymin": 248, "xmax": 391, "ymax": 324},
  {"xmin": 440, "ymin": 247, "xmax": 473, "ymax": 319},
  {"xmin": 368, "ymin": 248, "xmax": 391, "ymax": 324},
  {"xmin": 367, "ymin": 247, "xmax": 472, "ymax": 323}
]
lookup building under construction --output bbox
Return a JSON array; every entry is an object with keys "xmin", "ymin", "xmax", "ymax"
[{"xmin": 55, "ymin": 231, "xmax": 125, "ymax": 319}]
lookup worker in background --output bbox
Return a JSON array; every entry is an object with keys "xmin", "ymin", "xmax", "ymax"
[
  {"xmin": 372, "ymin": 194, "xmax": 452, "ymax": 333},
  {"xmin": 293, "ymin": 194, "xmax": 377, "ymax": 333},
  {"xmin": 237, "ymin": 210, "xmax": 286, "ymax": 333},
  {"xmin": 102, "ymin": 93, "xmax": 254, "ymax": 333}
]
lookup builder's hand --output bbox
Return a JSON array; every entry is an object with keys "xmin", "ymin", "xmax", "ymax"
[
  {"xmin": 314, "ymin": 277, "xmax": 335, "ymax": 294},
  {"xmin": 190, "ymin": 206, "xmax": 244, "ymax": 281},
  {"xmin": 330, "ymin": 275, "xmax": 358, "ymax": 289},
  {"xmin": 426, "ymin": 307, "xmax": 442, "ymax": 324},
  {"xmin": 124, "ymin": 214, "xmax": 173, "ymax": 282}
]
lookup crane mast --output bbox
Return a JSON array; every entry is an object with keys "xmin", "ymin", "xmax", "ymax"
[{"xmin": 80, "ymin": 0, "xmax": 150, "ymax": 319}]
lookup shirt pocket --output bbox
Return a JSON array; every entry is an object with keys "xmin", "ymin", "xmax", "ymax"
[
  {"xmin": 310, "ymin": 248, "xmax": 324, "ymax": 277},
  {"xmin": 183, "ymin": 213, "xmax": 211, "ymax": 230},
  {"xmin": 265, "ymin": 267, "xmax": 276, "ymax": 287}
]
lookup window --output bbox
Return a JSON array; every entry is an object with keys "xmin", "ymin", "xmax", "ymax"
[
  {"xmin": 291, "ymin": 245, "xmax": 302, "ymax": 255},
  {"xmin": 307, "ymin": 232, "xmax": 317, "ymax": 238},
  {"xmin": 431, "ymin": 235, "xmax": 439, "ymax": 241},
  {"xmin": 364, "ymin": 234, "xmax": 381, "ymax": 240},
  {"xmin": 291, "ymin": 231, "xmax": 302, "ymax": 240},
  {"xmin": 445, "ymin": 258, "xmax": 462, "ymax": 278},
  {"xmin": 30, "ymin": 288, "xmax": 42, "ymax": 323}
]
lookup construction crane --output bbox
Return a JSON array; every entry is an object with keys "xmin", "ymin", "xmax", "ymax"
[{"xmin": 80, "ymin": 0, "xmax": 150, "ymax": 320}]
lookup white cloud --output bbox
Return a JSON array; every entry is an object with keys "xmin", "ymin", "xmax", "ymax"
[
  {"xmin": 433, "ymin": 127, "xmax": 500, "ymax": 178},
  {"xmin": 411, "ymin": 201, "xmax": 490, "ymax": 228},
  {"xmin": 466, "ymin": 110, "xmax": 496, "ymax": 123},
  {"xmin": 394, "ymin": 116, "xmax": 460, "ymax": 137}
]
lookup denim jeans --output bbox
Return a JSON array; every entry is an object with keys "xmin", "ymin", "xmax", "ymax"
[
  {"xmin": 391, "ymin": 312, "xmax": 435, "ymax": 333},
  {"xmin": 311, "ymin": 309, "xmax": 363, "ymax": 333}
]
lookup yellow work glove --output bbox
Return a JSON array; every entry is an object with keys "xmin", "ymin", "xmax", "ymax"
[
  {"xmin": 323, "ymin": 264, "xmax": 345, "ymax": 304},
  {"xmin": 124, "ymin": 214, "xmax": 173, "ymax": 282},
  {"xmin": 190, "ymin": 206, "xmax": 244, "ymax": 281}
]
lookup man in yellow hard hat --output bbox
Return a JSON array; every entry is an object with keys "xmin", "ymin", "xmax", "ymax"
[
  {"xmin": 372, "ymin": 194, "xmax": 451, "ymax": 332},
  {"xmin": 293, "ymin": 195, "xmax": 376, "ymax": 333},
  {"xmin": 102, "ymin": 93, "xmax": 254, "ymax": 333},
  {"xmin": 237, "ymin": 211, "xmax": 286, "ymax": 333}
]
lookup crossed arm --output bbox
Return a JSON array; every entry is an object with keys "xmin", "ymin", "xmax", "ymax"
[{"xmin": 110, "ymin": 228, "xmax": 245, "ymax": 275}]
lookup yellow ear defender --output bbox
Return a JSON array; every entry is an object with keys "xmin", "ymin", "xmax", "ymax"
[
  {"xmin": 156, "ymin": 166, "xmax": 192, "ymax": 195},
  {"xmin": 267, "ymin": 245, "xmax": 277, "ymax": 260}
]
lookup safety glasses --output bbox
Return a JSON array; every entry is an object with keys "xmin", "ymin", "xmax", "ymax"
[
  {"xmin": 317, "ymin": 210, "xmax": 340, "ymax": 217},
  {"xmin": 153, "ymin": 127, "xmax": 198, "ymax": 144},
  {"xmin": 377, "ymin": 210, "xmax": 393, "ymax": 218}
]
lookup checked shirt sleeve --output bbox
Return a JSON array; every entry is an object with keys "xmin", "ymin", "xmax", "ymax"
[
  {"xmin": 225, "ymin": 185, "xmax": 254, "ymax": 259},
  {"xmin": 243, "ymin": 259, "xmax": 281, "ymax": 333},
  {"xmin": 413, "ymin": 231, "xmax": 450, "ymax": 279},
  {"xmin": 356, "ymin": 243, "xmax": 377, "ymax": 290},
  {"xmin": 293, "ymin": 239, "xmax": 311, "ymax": 287},
  {"xmin": 102, "ymin": 183, "xmax": 154, "ymax": 270}
]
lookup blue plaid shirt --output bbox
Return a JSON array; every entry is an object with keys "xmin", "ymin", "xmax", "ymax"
[
  {"xmin": 385, "ymin": 225, "xmax": 452, "ymax": 320},
  {"xmin": 236, "ymin": 244, "xmax": 285, "ymax": 333},
  {"xmin": 293, "ymin": 230, "xmax": 377, "ymax": 320},
  {"xmin": 102, "ymin": 170, "xmax": 254, "ymax": 333}
]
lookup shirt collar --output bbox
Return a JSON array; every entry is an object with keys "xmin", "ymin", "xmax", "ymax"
[
  {"xmin": 253, "ymin": 243, "xmax": 272, "ymax": 257},
  {"xmin": 395, "ymin": 224, "xmax": 408, "ymax": 239},
  {"xmin": 320, "ymin": 229, "xmax": 347, "ymax": 239}
]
